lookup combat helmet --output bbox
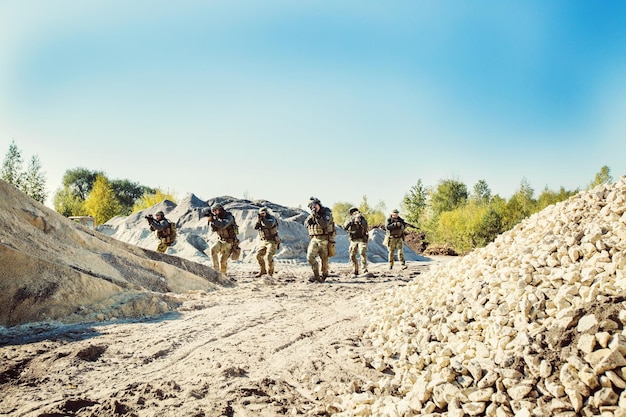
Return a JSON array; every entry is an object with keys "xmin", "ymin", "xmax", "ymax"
[
  {"xmin": 308, "ymin": 196, "xmax": 321, "ymax": 210},
  {"xmin": 349, "ymin": 207, "xmax": 359, "ymax": 214},
  {"xmin": 259, "ymin": 207, "xmax": 268, "ymax": 214},
  {"xmin": 155, "ymin": 211, "xmax": 165, "ymax": 216},
  {"xmin": 211, "ymin": 203, "xmax": 224, "ymax": 211}
]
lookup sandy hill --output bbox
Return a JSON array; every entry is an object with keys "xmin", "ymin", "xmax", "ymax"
[{"xmin": 0, "ymin": 180, "xmax": 232, "ymax": 327}]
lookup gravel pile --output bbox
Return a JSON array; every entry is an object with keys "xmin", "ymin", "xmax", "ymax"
[{"xmin": 335, "ymin": 177, "xmax": 626, "ymax": 416}]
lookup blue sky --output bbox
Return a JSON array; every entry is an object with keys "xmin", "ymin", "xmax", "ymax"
[{"xmin": 1, "ymin": 1, "xmax": 625, "ymax": 212}]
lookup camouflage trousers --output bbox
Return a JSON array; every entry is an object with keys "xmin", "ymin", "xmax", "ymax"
[
  {"xmin": 156, "ymin": 239, "xmax": 173, "ymax": 253},
  {"xmin": 256, "ymin": 239, "xmax": 277, "ymax": 275},
  {"xmin": 349, "ymin": 240, "xmax": 368, "ymax": 272},
  {"xmin": 387, "ymin": 237, "xmax": 405, "ymax": 266},
  {"xmin": 211, "ymin": 239, "xmax": 234, "ymax": 275},
  {"xmin": 307, "ymin": 236, "xmax": 329, "ymax": 277}
]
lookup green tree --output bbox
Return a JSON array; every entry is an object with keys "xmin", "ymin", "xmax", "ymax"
[
  {"xmin": 1, "ymin": 140, "xmax": 23, "ymax": 187},
  {"xmin": 132, "ymin": 189, "xmax": 177, "ymax": 212},
  {"xmin": 402, "ymin": 179, "xmax": 427, "ymax": 225},
  {"xmin": 434, "ymin": 202, "xmax": 487, "ymax": 254},
  {"xmin": 22, "ymin": 156, "xmax": 48, "ymax": 203},
  {"xmin": 54, "ymin": 167, "xmax": 159, "ymax": 217},
  {"xmin": 2, "ymin": 141, "xmax": 47, "ymax": 203},
  {"xmin": 332, "ymin": 201, "xmax": 354, "ymax": 226},
  {"xmin": 61, "ymin": 167, "xmax": 103, "ymax": 200},
  {"xmin": 471, "ymin": 179, "xmax": 491, "ymax": 205},
  {"xmin": 53, "ymin": 186, "xmax": 87, "ymax": 217},
  {"xmin": 332, "ymin": 197, "xmax": 386, "ymax": 228},
  {"xmin": 53, "ymin": 168, "xmax": 102, "ymax": 215},
  {"xmin": 84, "ymin": 175, "xmax": 121, "ymax": 224},
  {"xmin": 588, "ymin": 165, "xmax": 612, "ymax": 189},
  {"xmin": 536, "ymin": 186, "xmax": 578, "ymax": 211},
  {"xmin": 430, "ymin": 179, "xmax": 468, "ymax": 216},
  {"xmin": 111, "ymin": 179, "xmax": 155, "ymax": 215},
  {"xmin": 475, "ymin": 206, "xmax": 504, "ymax": 247},
  {"xmin": 503, "ymin": 178, "xmax": 535, "ymax": 230},
  {"xmin": 358, "ymin": 195, "xmax": 386, "ymax": 226}
]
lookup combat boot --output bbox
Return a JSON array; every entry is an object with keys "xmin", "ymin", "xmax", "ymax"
[
  {"xmin": 255, "ymin": 270, "xmax": 267, "ymax": 277},
  {"xmin": 353, "ymin": 268, "xmax": 359, "ymax": 277},
  {"xmin": 309, "ymin": 269, "xmax": 320, "ymax": 283}
]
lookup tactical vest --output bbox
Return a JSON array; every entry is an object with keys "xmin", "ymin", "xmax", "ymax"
[
  {"xmin": 387, "ymin": 218, "xmax": 405, "ymax": 238},
  {"xmin": 259, "ymin": 221, "xmax": 279, "ymax": 241},
  {"xmin": 215, "ymin": 223, "xmax": 238, "ymax": 241},
  {"xmin": 307, "ymin": 218, "xmax": 335, "ymax": 236},
  {"xmin": 157, "ymin": 220, "xmax": 177, "ymax": 244},
  {"xmin": 212, "ymin": 213, "xmax": 238, "ymax": 242}
]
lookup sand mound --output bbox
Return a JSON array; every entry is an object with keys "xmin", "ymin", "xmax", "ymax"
[{"xmin": 0, "ymin": 180, "xmax": 233, "ymax": 327}]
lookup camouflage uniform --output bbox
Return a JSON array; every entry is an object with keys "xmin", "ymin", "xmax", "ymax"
[
  {"xmin": 343, "ymin": 207, "xmax": 368, "ymax": 275},
  {"xmin": 207, "ymin": 204, "xmax": 238, "ymax": 275},
  {"xmin": 385, "ymin": 209, "xmax": 407, "ymax": 269},
  {"xmin": 254, "ymin": 207, "xmax": 280, "ymax": 277},
  {"xmin": 147, "ymin": 211, "xmax": 176, "ymax": 253},
  {"xmin": 305, "ymin": 197, "xmax": 335, "ymax": 282}
]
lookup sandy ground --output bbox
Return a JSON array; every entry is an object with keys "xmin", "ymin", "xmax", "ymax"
[{"xmin": 0, "ymin": 259, "xmax": 435, "ymax": 417}]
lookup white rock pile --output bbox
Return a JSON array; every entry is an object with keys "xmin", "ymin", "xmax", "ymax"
[{"xmin": 335, "ymin": 177, "xmax": 626, "ymax": 416}]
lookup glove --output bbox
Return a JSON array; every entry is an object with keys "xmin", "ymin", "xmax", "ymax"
[{"xmin": 254, "ymin": 221, "xmax": 261, "ymax": 230}]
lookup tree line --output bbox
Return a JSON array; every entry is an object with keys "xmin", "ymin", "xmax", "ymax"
[
  {"xmin": 2, "ymin": 141, "xmax": 614, "ymax": 254},
  {"xmin": 332, "ymin": 167, "xmax": 612, "ymax": 255},
  {"xmin": 1, "ymin": 142, "xmax": 175, "ymax": 225}
]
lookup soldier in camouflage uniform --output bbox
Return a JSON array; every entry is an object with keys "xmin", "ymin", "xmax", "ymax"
[
  {"xmin": 304, "ymin": 197, "xmax": 335, "ymax": 283},
  {"xmin": 146, "ymin": 210, "xmax": 176, "ymax": 253},
  {"xmin": 206, "ymin": 204, "xmax": 238, "ymax": 275},
  {"xmin": 254, "ymin": 207, "xmax": 280, "ymax": 277},
  {"xmin": 385, "ymin": 208, "xmax": 407, "ymax": 270},
  {"xmin": 343, "ymin": 207, "xmax": 368, "ymax": 276}
]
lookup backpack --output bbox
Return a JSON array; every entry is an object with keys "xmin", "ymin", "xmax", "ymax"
[{"xmin": 160, "ymin": 220, "xmax": 177, "ymax": 245}]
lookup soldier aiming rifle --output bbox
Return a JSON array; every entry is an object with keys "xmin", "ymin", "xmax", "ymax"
[
  {"xmin": 145, "ymin": 211, "xmax": 176, "ymax": 253},
  {"xmin": 384, "ymin": 208, "xmax": 413, "ymax": 270}
]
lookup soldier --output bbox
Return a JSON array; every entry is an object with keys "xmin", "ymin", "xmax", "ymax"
[
  {"xmin": 254, "ymin": 207, "xmax": 280, "ymax": 277},
  {"xmin": 206, "ymin": 203, "xmax": 238, "ymax": 275},
  {"xmin": 304, "ymin": 197, "xmax": 335, "ymax": 283},
  {"xmin": 343, "ymin": 207, "xmax": 368, "ymax": 276},
  {"xmin": 385, "ymin": 208, "xmax": 408, "ymax": 270},
  {"xmin": 145, "ymin": 210, "xmax": 177, "ymax": 253}
]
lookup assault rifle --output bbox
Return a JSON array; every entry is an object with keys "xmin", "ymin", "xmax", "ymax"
[
  {"xmin": 145, "ymin": 214, "xmax": 155, "ymax": 223},
  {"xmin": 202, "ymin": 209, "xmax": 215, "ymax": 222}
]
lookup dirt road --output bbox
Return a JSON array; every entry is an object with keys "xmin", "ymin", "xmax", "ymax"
[{"xmin": 0, "ymin": 260, "xmax": 431, "ymax": 417}]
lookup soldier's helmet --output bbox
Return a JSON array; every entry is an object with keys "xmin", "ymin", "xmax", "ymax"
[
  {"xmin": 349, "ymin": 207, "xmax": 359, "ymax": 214},
  {"xmin": 155, "ymin": 211, "xmax": 164, "ymax": 216},
  {"xmin": 211, "ymin": 204, "xmax": 223, "ymax": 211},
  {"xmin": 391, "ymin": 209, "xmax": 399, "ymax": 214},
  {"xmin": 259, "ymin": 207, "xmax": 268, "ymax": 214},
  {"xmin": 308, "ymin": 197, "xmax": 321, "ymax": 210}
]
